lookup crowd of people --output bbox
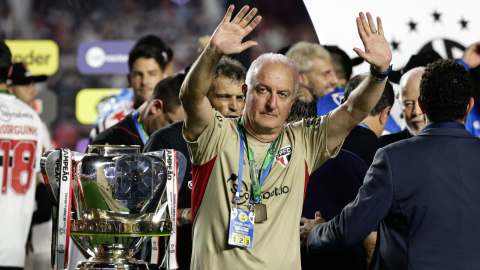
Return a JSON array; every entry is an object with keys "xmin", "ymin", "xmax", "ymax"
[{"xmin": 2, "ymin": 2, "xmax": 480, "ymax": 270}]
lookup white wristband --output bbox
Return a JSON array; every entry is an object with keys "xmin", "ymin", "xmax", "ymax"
[{"xmin": 182, "ymin": 208, "xmax": 190, "ymax": 225}]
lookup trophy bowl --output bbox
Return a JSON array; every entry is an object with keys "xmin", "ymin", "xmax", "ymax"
[{"xmin": 41, "ymin": 145, "xmax": 186, "ymax": 270}]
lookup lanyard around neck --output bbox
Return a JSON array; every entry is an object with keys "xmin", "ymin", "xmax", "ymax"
[
  {"xmin": 236, "ymin": 118, "xmax": 282, "ymax": 205},
  {"xmin": 0, "ymin": 89, "xmax": 10, "ymax": 95},
  {"xmin": 132, "ymin": 110, "xmax": 149, "ymax": 145}
]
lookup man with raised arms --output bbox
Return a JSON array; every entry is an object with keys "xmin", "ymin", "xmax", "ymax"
[{"xmin": 179, "ymin": 5, "xmax": 392, "ymax": 270}]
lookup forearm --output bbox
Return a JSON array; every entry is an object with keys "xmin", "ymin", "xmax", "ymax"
[
  {"xmin": 307, "ymin": 149, "xmax": 392, "ymax": 253},
  {"xmin": 345, "ymin": 77, "xmax": 387, "ymax": 124},
  {"xmin": 180, "ymin": 46, "xmax": 222, "ymax": 140},
  {"xmin": 327, "ymin": 76, "xmax": 387, "ymax": 152},
  {"xmin": 307, "ymin": 215, "xmax": 372, "ymax": 252},
  {"xmin": 180, "ymin": 45, "xmax": 222, "ymax": 112}
]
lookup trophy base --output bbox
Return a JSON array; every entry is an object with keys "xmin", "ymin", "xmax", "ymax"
[{"xmin": 76, "ymin": 258, "xmax": 149, "ymax": 270}]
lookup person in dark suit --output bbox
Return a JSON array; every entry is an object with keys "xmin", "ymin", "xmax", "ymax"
[
  {"xmin": 303, "ymin": 59, "xmax": 480, "ymax": 269},
  {"xmin": 341, "ymin": 75, "xmax": 394, "ymax": 167},
  {"xmin": 301, "ymin": 149, "xmax": 370, "ymax": 270}
]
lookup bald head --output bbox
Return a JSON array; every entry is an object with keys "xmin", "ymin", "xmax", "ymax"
[
  {"xmin": 399, "ymin": 67, "xmax": 425, "ymax": 100},
  {"xmin": 399, "ymin": 67, "xmax": 426, "ymax": 136},
  {"xmin": 246, "ymin": 53, "xmax": 299, "ymax": 95}
]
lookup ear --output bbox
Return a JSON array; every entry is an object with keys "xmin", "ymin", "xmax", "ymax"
[
  {"xmin": 242, "ymin": 83, "xmax": 247, "ymax": 101},
  {"xmin": 150, "ymin": 99, "xmax": 164, "ymax": 115},
  {"xmin": 8, "ymin": 65, "xmax": 12, "ymax": 77},
  {"xmin": 418, "ymin": 96, "xmax": 426, "ymax": 114},
  {"xmin": 379, "ymin": 106, "xmax": 392, "ymax": 126},
  {"xmin": 466, "ymin": 97, "xmax": 475, "ymax": 116},
  {"xmin": 127, "ymin": 74, "xmax": 131, "ymax": 88},
  {"xmin": 299, "ymin": 73, "xmax": 309, "ymax": 85}
]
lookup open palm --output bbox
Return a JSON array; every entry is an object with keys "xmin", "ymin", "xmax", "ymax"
[
  {"xmin": 210, "ymin": 5, "xmax": 262, "ymax": 55},
  {"xmin": 354, "ymin": 12, "xmax": 392, "ymax": 72}
]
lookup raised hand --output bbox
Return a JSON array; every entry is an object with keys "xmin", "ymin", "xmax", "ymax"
[
  {"xmin": 353, "ymin": 12, "xmax": 392, "ymax": 72},
  {"xmin": 209, "ymin": 5, "xmax": 262, "ymax": 56},
  {"xmin": 462, "ymin": 42, "xmax": 480, "ymax": 69}
]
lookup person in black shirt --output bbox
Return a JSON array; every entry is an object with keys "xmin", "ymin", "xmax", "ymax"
[
  {"xmin": 91, "ymin": 73, "xmax": 185, "ymax": 151},
  {"xmin": 340, "ymin": 74, "xmax": 394, "ymax": 167},
  {"xmin": 143, "ymin": 57, "xmax": 246, "ymax": 269}
]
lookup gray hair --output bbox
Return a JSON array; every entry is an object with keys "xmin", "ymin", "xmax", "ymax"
[
  {"xmin": 285, "ymin": 41, "xmax": 332, "ymax": 74},
  {"xmin": 245, "ymin": 53, "xmax": 300, "ymax": 95}
]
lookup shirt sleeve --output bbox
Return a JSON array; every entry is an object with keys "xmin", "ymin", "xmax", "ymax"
[
  {"xmin": 289, "ymin": 111, "xmax": 343, "ymax": 174},
  {"xmin": 183, "ymin": 109, "xmax": 236, "ymax": 166},
  {"xmin": 307, "ymin": 147, "xmax": 393, "ymax": 252}
]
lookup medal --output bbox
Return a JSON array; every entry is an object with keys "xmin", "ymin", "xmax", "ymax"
[{"xmin": 254, "ymin": 203, "xmax": 267, "ymax": 223}]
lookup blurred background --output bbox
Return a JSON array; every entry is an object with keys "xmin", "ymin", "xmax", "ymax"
[
  {"xmin": 1, "ymin": 0, "xmax": 318, "ymax": 150},
  {"xmin": 3, "ymin": 0, "xmax": 480, "ymax": 150}
]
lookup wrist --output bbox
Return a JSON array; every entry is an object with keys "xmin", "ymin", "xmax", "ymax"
[
  {"xmin": 204, "ymin": 43, "xmax": 224, "ymax": 60},
  {"xmin": 181, "ymin": 208, "xmax": 191, "ymax": 225},
  {"xmin": 369, "ymin": 64, "xmax": 392, "ymax": 83},
  {"xmin": 372, "ymin": 64, "xmax": 391, "ymax": 73},
  {"xmin": 457, "ymin": 59, "xmax": 472, "ymax": 71}
]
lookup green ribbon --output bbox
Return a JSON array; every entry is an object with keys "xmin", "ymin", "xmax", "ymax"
[
  {"xmin": 0, "ymin": 89, "xmax": 10, "ymax": 95},
  {"xmin": 238, "ymin": 118, "xmax": 282, "ymax": 204}
]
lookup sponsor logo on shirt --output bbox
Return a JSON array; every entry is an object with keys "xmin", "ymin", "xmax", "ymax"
[
  {"xmin": 228, "ymin": 174, "xmax": 250, "ymax": 205},
  {"xmin": 261, "ymin": 185, "xmax": 290, "ymax": 200},
  {"xmin": 227, "ymin": 173, "xmax": 290, "ymax": 205},
  {"xmin": 275, "ymin": 145, "xmax": 292, "ymax": 168},
  {"xmin": 215, "ymin": 110, "xmax": 223, "ymax": 128},
  {"xmin": 305, "ymin": 117, "xmax": 322, "ymax": 132},
  {"xmin": 0, "ymin": 103, "xmax": 33, "ymax": 122}
]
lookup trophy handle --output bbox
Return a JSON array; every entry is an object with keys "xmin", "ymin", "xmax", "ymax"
[{"xmin": 40, "ymin": 149, "xmax": 61, "ymax": 206}]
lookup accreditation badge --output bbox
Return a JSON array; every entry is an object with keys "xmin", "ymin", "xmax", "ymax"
[{"xmin": 228, "ymin": 208, "xmax": 255, "ymax": 249}]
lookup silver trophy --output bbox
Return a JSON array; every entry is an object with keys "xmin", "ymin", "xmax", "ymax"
[{"xmin": 41, "ymin": 145, "xmax": 186, "ymax": 270}]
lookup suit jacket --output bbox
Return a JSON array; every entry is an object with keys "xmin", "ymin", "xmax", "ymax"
[{"xmin": 307, "ymin": 123, "xmax": 480, "ymax": 270}]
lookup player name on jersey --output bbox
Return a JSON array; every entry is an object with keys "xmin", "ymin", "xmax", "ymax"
[{"xmin": 0, "ymin": 125, "xmax": 38, "ymax": 135}]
